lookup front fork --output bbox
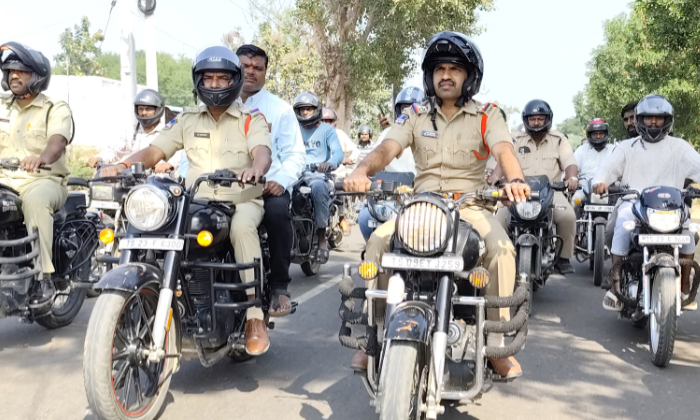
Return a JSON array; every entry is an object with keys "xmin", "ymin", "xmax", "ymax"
[
  {"xmin": 426, "ymin": 275, "xmax": 452, "ymax": 419},
  {"xmin": 148, "ymin": 250, "xmax": 180, "ymax": 363},
  {"xmin": 642, "ymin": 246, "xmax": 682, "ymax": 317}
]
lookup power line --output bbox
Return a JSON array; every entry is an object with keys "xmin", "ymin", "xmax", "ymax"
[{"xmin": 97, "ymin": 0, "xmax": 118, "ymax": 48}]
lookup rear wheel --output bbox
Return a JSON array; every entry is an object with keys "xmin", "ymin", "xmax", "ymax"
[
  {"xmin": 301, "ymin": 261, "xmax": 320, "ymax": 276},
  {"xmin": 648, "ymin": 268, "xmax": 677, "ymax": 367},
  {"xmin": 36, "ymin": 285, "xmax": 87, "ymax": 329},
  {"xmin": 379, "ymin": 342, "xmax": 423, "ymax": 420},
  {"xmin": 518, "ymin": 246, "xmax": 534, "ymax": 316},
  {"xmin": 593, "ymin": 225, "xmax": 605, "ymax": 287}
]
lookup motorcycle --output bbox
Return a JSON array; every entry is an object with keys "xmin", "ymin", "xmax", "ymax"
[
  {"xmin": 363, "ymin": 172, "xmax": 415, "ymax": 240},
  {"xmin": 83, "ymin": 169, "xmax": 279, "ymax": 420},
  {"xmin": 602, "ymin": 185, "xmax": 700, "ymax": 367},
  {"xmin": 0, "ymin": 158, "xmax": 101, "ymax": 328},
  {"xmin": 337, "ymin": 182, "xmax": 530, "ymax": 420},
  {"xmin": 291, "ymin": 164, "xmax": 342, "ymax": 276}
]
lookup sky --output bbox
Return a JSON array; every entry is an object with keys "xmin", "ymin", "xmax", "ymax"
[{"xmin": 3, "ymin": 0, "xmax": 634, "ymax": 124}]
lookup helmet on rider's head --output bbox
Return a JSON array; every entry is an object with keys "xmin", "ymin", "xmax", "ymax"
[
  {"xmin": 522, "ymin": 99, "xmax": 553, "ymax": 135},
  {"xmin": 635, "ymin": 94, "xmax": 673, "ymax": 143},
  {"xmin": 421, "ymin": 31, "xmax": 483, "ymax": 107},
  {"xmin": 293, "ymin": 92, "xmax": 323, "ymax": 127},
  {"xmin": 134, "ymin": 89, "xmax": 165, "ymax": 127},
  {"xmin": 394, "ymin": 86, "xmax": 425, "ymax": 119},
  {"xmin": 358, "ymin": 125, "xmax": 373, "ymax": 140},
  {"xmin": 585, "ymin": 118, "xmax": 610, "ymax": 150},
  {"xmin": 321, "ymin": 107, "xmax": 337, "ymax": 124},
  {"xmin": 1, "ymin": 42, "xmax": 51, "ymax": 97},
  {"xmin": 192, "ymin": 46, "xmax": 244, "ymax": 108}
]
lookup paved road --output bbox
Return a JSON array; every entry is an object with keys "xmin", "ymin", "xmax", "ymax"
[{"xmin": 2, "ymin": 230, "xmax": 699, "ymax": 420}]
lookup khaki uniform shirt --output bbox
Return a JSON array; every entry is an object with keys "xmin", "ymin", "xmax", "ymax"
[
  {"xmin": 151, "ymin": 102, "xmax": 271, "ymax": 203},
  {"xmin": 0, "ymin": 93, "xmax": 72, "ymax": 186},
  {"xmin": 386, "ymin": 100, "xmax": 512, "ymax": 193},
  {"xmin": 512, "ymin": 130, "xmax": 577, "ymax": 182}
]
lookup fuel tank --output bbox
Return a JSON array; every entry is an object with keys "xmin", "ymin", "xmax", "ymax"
[
  {"xmin": 0, "ymin": 186, "xmax": 23, "ymax": 225},
  {"xmin": 188, "ymin": 201, "xmax": 231, "ymax": 250}
]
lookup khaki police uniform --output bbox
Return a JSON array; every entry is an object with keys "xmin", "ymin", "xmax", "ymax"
[
  {"xmin": 366, "ymin": 100, "xmax": 516, "ymax": 322},
  {"xmin": 151, "ymin": 102, "xmax": 272, "ymax": 318},
  {"xmin": 0, "ymin": 93, "xmax": 71, "ymax": 275},
  {"xmin": 496, "ymin": 129, "xmax": 577, "ymax": 258}
]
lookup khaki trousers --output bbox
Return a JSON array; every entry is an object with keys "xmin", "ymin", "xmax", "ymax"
[
  {"xmin": 1, "ymin": 176, "xmax": 67, "ymax": 276},
  {"xmin": 229, "ymin": 199, "xmax": 265, "ymax": 321},
  {"xmin": 496, "ymin": 191, "xmax": 576, "ymax": 259},
  {"xmin": 365, "ymin": 207, "xmax": 516, "ymax": 322}
]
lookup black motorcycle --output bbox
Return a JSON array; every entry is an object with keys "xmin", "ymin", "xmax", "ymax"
[
  {"xmin": 602, "ymin": 185, "xmax": 700, "ymax": 367},
  {"xmin": 0, "ymin": 158, "xmax": 101, "ymax": 328},
  {"xmin": 338, "ymin": 183, "xmax": 530, "ymax": 420},
  {"xmin": 83, "ymin": 169, "xmax": 277, "ymax": 420}
]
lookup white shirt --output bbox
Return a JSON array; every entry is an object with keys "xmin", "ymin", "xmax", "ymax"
[
  {"xmin": 574, "ymin": 142, "xmax": 613, "ymax": 181},
  {"xmin": 336, "ymin": 128, "xmax": 360, "ymax": 162},
  {"xmin": 97, "ymin": 119, "xmax": 181, "ymax": 168},
  {"xmin": 377, "ymin": 127, "xmax": 416, "ymax": 175}
]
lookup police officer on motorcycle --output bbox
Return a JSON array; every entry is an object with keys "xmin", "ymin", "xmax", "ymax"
[
  {"xmin": 0, "ymin": 42, "xmax": 73, "ymax": 305},
  {"xmin": 99, "ymin": 46, "xmax": 275, "ymax": 355},
  {"xmin": 344, "ymin": 31, "xmax": 530, "ymax": 378},
  {"xmin": 594, "ymin": 94, "xmax": 700, "ymax": 311}
]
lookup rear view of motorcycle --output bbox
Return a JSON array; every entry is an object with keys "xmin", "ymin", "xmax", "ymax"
[{"xmin": 337, "ymin": 184, "xmax": 530, "ymax": 420}]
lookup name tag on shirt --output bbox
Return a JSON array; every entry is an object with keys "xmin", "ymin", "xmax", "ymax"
[
  {"xmin": 421, "ymin": 130, "xmax": 439, "ymax": 139},
  {"xmin": 194, "ymin": 132, "xmax": 210, "ymax": 138},
  {"xmin": 0, "ymin": 118, "xmax": 9, "ymax": 123},
  {"xmin": 519, "ymin": 146, "xmax": 530, "ymax": 153}
]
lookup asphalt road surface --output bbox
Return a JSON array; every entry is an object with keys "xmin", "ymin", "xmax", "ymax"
[{"xmin": 2, "ymin": 230, "xmax": 699, "ymax": 420}]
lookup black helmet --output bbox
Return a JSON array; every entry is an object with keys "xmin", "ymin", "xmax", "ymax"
[
  {"xmin": 134, "ymin": 89, "xmax": 165, "ymax": 127},
  {"xmin": 635, "ymin": 94, "xmax": 673, "ymax": 143},
  {"xmin": 394, "ymin": 86, "xmax": 425, "ymax": 119},
  {"xmin": 192, "ymin": 46, "xmax": 244, "ymax": 108},
  {"xmin": 321, "ymin": 107, "xmax": 337, "ymax": 123},
  {"xmin": 522, "ymin": 99, "xmax": 553, "ymax": 135},
  {"xmin": 293, "ymin": 92, "xmax": 322, "ymax": 127},
  {"xmin": 1, "ymin": 42, "xmax": 51, "ymax": 97},
  {"xmin": 421, "ymin": 31, "xmax": 483, "ymax": 106},
  {"xmin": 358, "ymin": 125, "xmax": 373, "ymax": 139},
  {"xmin": 585, "ymin": 118, "xmax": 610, "ymax": 150}
]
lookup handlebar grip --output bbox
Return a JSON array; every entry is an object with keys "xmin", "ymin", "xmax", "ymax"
[
  {"xmin": 334, "ymin": 179, "xmax": 345, "ymax": 191},
  {"xmin": 530, "ymin": 191, "xmax": 540, "ymax": 199}
]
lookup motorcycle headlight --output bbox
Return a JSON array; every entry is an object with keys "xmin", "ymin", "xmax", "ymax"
[
  {"xmin": 124, "ymin": 185, "xmax": 172, "ymax": 231},
  {"xmin": 396, "ymin": 200, "xmax": 451, "ymax": 256},
  {"xmin": 647, "ymin": 208, "xmax": 681, "ymax": 233},
  {"xmin": 515, "ymin": 201, "xmax": 543, "ymax": 220}
]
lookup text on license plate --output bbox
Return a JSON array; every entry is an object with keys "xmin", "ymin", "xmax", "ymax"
[
  {"xmin": 90, "ymin": 200, "xmax": 121, "ymax": 210},
  {"xmin": 368, "ymin": 219, "xmax": 379, "ymax": 228},
  {"xmin": 638, "ymin": 235, "xmax": 690, "ymax": 245},
  {"xmin": 381, "ymin": 254, "xmax": 464, "ymax": 272},
  {"xmin": 119, "ymin": 238, "xmax": 184, "ymax": 251},
  {"xmin": 584, "ymin": 205, "xmax": 614, "ymax": 212}
]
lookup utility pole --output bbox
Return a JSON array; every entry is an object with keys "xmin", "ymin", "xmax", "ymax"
[
  {"xmin": 118, "ymin": 0, "xmax": 137, "ymax": 140},
  {"xmin": 140, "ymin": 0, "xmax": 158, "ymax": 90}
]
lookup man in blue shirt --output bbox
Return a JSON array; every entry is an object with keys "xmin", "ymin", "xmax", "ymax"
[{"xmin": 293, "ymin": 92, "xmax": 343, "ymax": 264}]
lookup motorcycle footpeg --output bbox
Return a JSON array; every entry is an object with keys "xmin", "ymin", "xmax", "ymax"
[{"xmin": 267, "ymin": 321, "xmax": 275, "ymax": 330}]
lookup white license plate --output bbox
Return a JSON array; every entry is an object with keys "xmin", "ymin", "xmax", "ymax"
[
  {"xmin": 638, "ymin": 235, "xmax": 691, "ymax": 245},
  {"xmin": 119, "ymin": 238, "xmax": 184, "ymax": 251},
  {"xmin": 584, "ymin": 205, "xmax": 614, "ymax": 212},
  {"xmin": 90, "ymin": 200, "xmax": 121, "ymax": 210},
  {"xmin": 382, "ymin": 254, "xmax": 464, "ymax": 272},
  {"xmin": 368, "ymin": 219, "xmax": 378, "ymax": 228}
]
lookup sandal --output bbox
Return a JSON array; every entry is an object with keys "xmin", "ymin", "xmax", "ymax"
[
  {"xmin": 269, "ymin": 290, "xmax": 292, "ymax": 317},
  {"xmin": 316, "ymin": 248, "xmax": 330, "ymax": 264},
  {"xmin": 682, "ymin": 293, "xmax": 698, "ymax": 311},
  {"xmin": 603, "ymin": 291, "xmax": 623, "ymax": 312}
]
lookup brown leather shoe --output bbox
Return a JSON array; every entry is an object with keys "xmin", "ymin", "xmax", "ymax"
[
  {"xmin": 489, "ymin": 356, "xmax": 522, "ymax": 379},
  {"xmin": 245, "ymin": 319, "xmax": 270, "ymax": 356},
  {"xmin": 350, "ymin": 350, "xmax": 368, "ymax": 370}
]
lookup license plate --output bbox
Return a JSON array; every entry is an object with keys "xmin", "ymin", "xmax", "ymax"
[
  {"xmin": 638, "ymin": 235, "xmax": 690, "ymax": 245},
  {"xmin": 368, "ymin": 219, "xmax": 378, "ymax": 228},
  {"xmin": 584, "ymin": 205, "xmax": 614, "ymax": 212},
  {"xmin": 119, "ymin": 238, "xmax": 184, "ymax": 251},
  {"xmin": 90, "ymin": 200, "xmax": 121, "ymax": 210},
  {"xmin": 382, "ymin": 254, "xmax": 464, "ymax": 272}
]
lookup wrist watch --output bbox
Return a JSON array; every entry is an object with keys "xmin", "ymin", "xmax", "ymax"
[{"xmin": 567, "ymin": 176, "xmax": 578, "ymax": 182}]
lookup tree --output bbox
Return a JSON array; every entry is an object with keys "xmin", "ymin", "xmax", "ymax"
[
  {"xmin": 557, "ymin": 116, "xmax": 584, "ymax": 138},
  {"xmin": 53, "ymin": 17, "xmax": 104, "ymax": 76},
  {"xmin": 222, "ymin": 27, "xmax": 247, "ymax": 52}
]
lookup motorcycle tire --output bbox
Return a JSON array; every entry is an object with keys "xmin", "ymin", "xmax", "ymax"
[
  {"xmin": 593, "ymin": 225, "xmax": 605, "ymax": 287},
  {"xmin": 36, "ymin": 287, "xmax": 88, "ymax": 329},
  {"xmin": 648, "ymin": 268, "xmax": 677, "ymax": 367},
  {"xmin": 518, "ymin": 246, "xmax": 534, "ymax": 316},
  {"xmin": 84, "ymin": 288, "xmax": 176, "ymax": 420},
  {"xmin": 301, "ymin": 261, "xmax": 320, "ymax": 276},
  {"xmin": 379, "ymin": 341, "xmax": 423, "ymax": 420}
]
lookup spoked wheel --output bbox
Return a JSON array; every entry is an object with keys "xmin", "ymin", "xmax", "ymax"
[
  {"xmin": 379, "ymin": 342, "xmax": 424, "ymax": 420},
  {"xmin": 593, "ymin": 225, "xmax": 605, "ymax": 287},
  {"xmin": 648, "ymin": 268, "xmax": 677, "ymax": 367},
  {"xmin": 36, "ymin": 283, "xmax": 87, "ymax": 329},
  {"xmin": 84, "ymin": 288, "xmax": 176, "ymax": 420}
]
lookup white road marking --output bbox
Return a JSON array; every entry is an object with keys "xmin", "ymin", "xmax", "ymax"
[{"xmin": 294, "ymin": 274, "xmax": 344, "ymax": 305}]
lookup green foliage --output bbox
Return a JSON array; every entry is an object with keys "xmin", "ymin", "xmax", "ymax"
[
  {"xmin": 53, "ymin": 17, "xmax": 104, "ymax": 76},
  {"xmin": 350, "ymin": 85, "xmax": 392, "ymax": 139},
  {"xmin": 557, "ymin": 116, "xmax": 585, "ymax": 138},
  {"xmin": 576, "ymin": 1, "xmax": 700, "ymax": 143}
]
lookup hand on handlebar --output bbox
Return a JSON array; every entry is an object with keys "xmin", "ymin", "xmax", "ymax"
[
  {"xmin": 566, "ymin": 178, "xmax": 579, "ymax": 192},
  {"xmin": 99, "ymin": 164, "xmax": 128, "ymax": 178},
  {"xmin": 87, "ymin": 156, "xmax": 103, "ymax": 169},
  {"xmin": 20, "ymin": 156, "xmax": 50, "ymax": 173},
  {"xmin": 503, "ymin": 181, "xmax": 531, "ymax": 205},
  {"xmin": 154, "ymin": 162, "xmax": 174, "ymax": 174},
  {"xmin": 238, "ymin": 166, "xmax": 266, "ymax": 183},
  {"xmin": 343, "ymin": 170, "xmax": 372, "ymax": 192},
  {"xmin": 317, "ymin": 162, "xmax": 333, "ymax": 173},
  {"xmin": 593, "ymin": 182, "xmax": 607, "ymax": 195}
]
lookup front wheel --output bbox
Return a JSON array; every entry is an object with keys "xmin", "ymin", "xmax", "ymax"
[
  {"xmin": 379, "ymin": 342, "xmax": 423, "ymax": 420},
  {"xmin": 648, "ymin": 268, "xmax": 677, "ymax": 367},
  {"xmin": 593, "ymin": 225, "xmax": 605, "ymax": 287},
  {"xmin": 84, "ymin": 288, "xmax": 177, "ymax": 420},
  {"xmin": 518, "ymin": 246, "xmax": 534, "ymax": 316},
  {"xmin": 301, "ymin": 261, "xmax": 320, "ymax": 276},
  {"xmin": 36, "ymin": 286, "xmax": 87, "ymax": 329}
]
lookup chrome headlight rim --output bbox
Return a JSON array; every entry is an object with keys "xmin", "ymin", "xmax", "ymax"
[
  {"xmin": 124, "ymin": 184, "xmax": 172, "ymax": 232},
  {"xmin": 515, "ymin": 201, "xmax": 543, "ymax": 220},
  {"xmin": 395, "ymin": 197, "xmax": 452, "ymax": 257},
  {"xmin": 646, "ymin": 208, "xmax": 682, "ymax": 233}
]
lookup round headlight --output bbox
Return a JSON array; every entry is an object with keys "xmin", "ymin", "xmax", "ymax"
[
  {"xmin": 647, "ymin": 208, "xmax": 681, "ymax": 233},
  {"xmin": 396, "ymin": 200, "xmax": 450, "ymax": 256},
  {"xmin": 516, "ymin": 201, "xmax": 543, "ymax": 220},
  {"xmin": 124, "ymin": 185, "xmax": 171, "ymax": 231}
]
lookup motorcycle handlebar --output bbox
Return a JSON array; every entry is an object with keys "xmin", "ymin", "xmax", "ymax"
[{"xmin": 0, "ymin": 158, "xmax": 51, "ymax": 172}]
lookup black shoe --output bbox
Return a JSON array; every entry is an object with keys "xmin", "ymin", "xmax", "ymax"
[
  {"xmin": 30, "ymin": 280, "xmax": 56, "ymax": 307},
  {"xmin": 557, "ymin": 259, "xmax": 575, "ymax": 274}
]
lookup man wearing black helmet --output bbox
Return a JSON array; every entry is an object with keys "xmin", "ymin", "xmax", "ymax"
[
  {"xmin": 572, "ymin": 118, "xmax": 613, "ymax": 205},
  {"xmin": 344, "ymin": 31, "xmax": 530, "ymax": 378},
  {"xmin": 293, "ymin": 92, "xmax": 343, "ymax": 263},
  {"xmin": 594, "ymin": 94, "xmax": 700, "ymax": 311},
  {"xmin": 356, "ymin": 124, "xmax": 376, "ymax": 163},
  {"xmin": 87, "ymin": 89, "xmax": 182, "ymax": 172},
  {"xmin": 100, "ymin": 46, "xmax": 275, "ymax": 354},
  {"xmin": 0, "ymin": 42, "xmax": 74, "ymax": 306},
  {"xmin": 495, "ymin": 100, "xmax": 579, "ymax": 274}
]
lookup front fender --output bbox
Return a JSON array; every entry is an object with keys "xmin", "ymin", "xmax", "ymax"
[
  {"xmin": 644, "ymin": 253, "xmax": 679, "ymax": 275},
  {"xmin": 95, "ymin": 263, "xmax": 163, "ymax": 292},
  {"xmin": 593, "ymin": 216, "xmax": 608, "ymax": 225},
  {"xmin": 385, "ymin": 301, "xmax": 435, "ymax": 343},
  {"xmin": 515, "ymin": 233, "xmax": 539, "ymax": 247}
]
